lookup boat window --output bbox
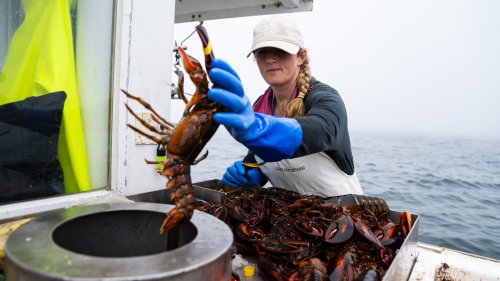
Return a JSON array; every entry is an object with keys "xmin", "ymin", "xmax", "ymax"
[{"xmin": 0, "ymin": 0, "xmax": 114, "ymax": 205}]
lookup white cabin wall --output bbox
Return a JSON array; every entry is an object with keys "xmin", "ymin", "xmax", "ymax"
[{"xmin": 113, "ymin": 0, "xmax": 175, "ymax": 196}]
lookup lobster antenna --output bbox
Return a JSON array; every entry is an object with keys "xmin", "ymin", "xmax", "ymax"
[{"xmin": 179, "ymin": 21, "xmax": 203, "ymax": 46}]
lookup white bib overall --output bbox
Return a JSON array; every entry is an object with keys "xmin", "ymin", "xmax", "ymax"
[{"xmin": 257, "ymin": 152, "xmax": 363, "ymax": 197}]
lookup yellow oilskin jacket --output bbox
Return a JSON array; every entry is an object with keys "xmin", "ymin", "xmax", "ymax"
[{"xmin": 0, "ymin": 0, "xmax": 90, "ymax": 193}]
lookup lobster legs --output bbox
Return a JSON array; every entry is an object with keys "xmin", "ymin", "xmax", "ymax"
[{"xmin": 122, "ymin": 89, "xmax": 174, "ymax": 146}]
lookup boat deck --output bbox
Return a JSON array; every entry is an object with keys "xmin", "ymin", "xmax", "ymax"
[{"xmin": 409, "ymin": 243, "xmax": 500, "ymax": 281}]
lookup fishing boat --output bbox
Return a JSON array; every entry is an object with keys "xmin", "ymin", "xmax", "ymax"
[{"xmin": 0, "ymin": 1, "xmax": 499, "ymax": 280}]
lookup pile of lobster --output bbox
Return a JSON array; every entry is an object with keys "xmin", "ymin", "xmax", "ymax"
[{"xmin": 196, "ymin": 187, "xmax": 413, "ymax": 281}]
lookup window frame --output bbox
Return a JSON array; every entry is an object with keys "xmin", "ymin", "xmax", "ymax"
[{"xmin": 0, "ymin": 0, "xmax": 177, "ymax": 221}]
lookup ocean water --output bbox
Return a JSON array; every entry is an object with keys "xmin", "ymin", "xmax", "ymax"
[{"xmin": 190, "ymin": 129, "xmax": 500, "ymax": 261}]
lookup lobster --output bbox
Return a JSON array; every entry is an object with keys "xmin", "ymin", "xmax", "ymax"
[{"xmin": 122, "ymin": 22, "xmax": 224, "ymax": 234}]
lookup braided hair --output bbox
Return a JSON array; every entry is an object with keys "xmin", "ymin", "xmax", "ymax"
[{"xmin": 283, "ymin": 49, "xmax": 311, "ymax": 117}]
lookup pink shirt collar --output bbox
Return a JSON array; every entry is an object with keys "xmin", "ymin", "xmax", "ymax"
[{"xmin": 253, "ymin": 87, "xmax": 298, "ymax": 115}]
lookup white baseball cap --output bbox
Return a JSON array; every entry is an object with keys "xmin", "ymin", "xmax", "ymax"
[{"xmin": 247, "ymin": 16, "xmax": 305, "ymax": 58}]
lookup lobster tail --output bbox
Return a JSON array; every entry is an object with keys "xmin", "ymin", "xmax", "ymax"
[
  {"xmin": 160, "ymin": 162, "xmax": 195, "ymax": 234},
  {"xmin": 327, "ymin": 194, "xmax": 390, "ymax": 219}
]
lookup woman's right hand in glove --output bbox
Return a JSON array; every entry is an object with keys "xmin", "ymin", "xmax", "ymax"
[
  {"xmin": 208, "ymin": 59, "xmax": 302, "ymax": 162},
  {"xmin": 221, "ymin": 160, "xmax": 261, "ymax": 188}
]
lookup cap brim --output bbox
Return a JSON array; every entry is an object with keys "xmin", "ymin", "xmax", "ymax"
[{"xmin": 246, "ymin": 41, "xmax": 300, "ymax": 58}]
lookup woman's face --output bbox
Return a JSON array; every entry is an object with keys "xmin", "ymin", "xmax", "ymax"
[{"xmin": 254, "ymin": 47, "xmax": 305, "ymax": 88}]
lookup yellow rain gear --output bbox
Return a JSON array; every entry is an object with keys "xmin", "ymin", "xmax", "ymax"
[{"xmin": 0, "ymin": 0, "xmax": 90, "ymax": 193}]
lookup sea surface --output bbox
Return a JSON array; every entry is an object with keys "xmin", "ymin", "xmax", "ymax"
[{"xmin": 190, "ymin": 129, "xmax": 500, "ymax": 261}]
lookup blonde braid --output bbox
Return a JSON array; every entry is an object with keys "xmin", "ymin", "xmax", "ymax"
[{"xmin": 284, "ymin": 49, "xmax": 311, "ymax": 117}]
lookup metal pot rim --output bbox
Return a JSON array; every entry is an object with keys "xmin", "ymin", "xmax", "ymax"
[{"xmin": 5, "ymin": 202, "xmax": 233, "ymax": 279}]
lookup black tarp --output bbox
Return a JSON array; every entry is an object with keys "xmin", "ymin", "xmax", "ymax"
[{"xmin": 0, "ymin": 91, "xmax": 67, "ymax": 203}]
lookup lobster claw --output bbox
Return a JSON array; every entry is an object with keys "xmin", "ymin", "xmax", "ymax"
[
  {"xmin": 378, "ymin": 211, "xmax": 412, "ymax": 247},
  {"xmin": 324, "ymin": 213, "xmax": 354, "ymax": 244},
  {"xmin": 234, "ymin": 223, "xmax": 265, "ymax": 243},
  {"xmin": 353, "ymin": 216, "xmax": 384, "ymax": 249},
  {"xmin": 299, "ymin": 258, "xmax": 327, "ymax": 280},
  {"xmin": 176, "ymin": 46, "xmax": 204, "ymax": 83},
  {"xmin": 327, "ymin": 247, "xmax": 356, "ymax": 281},
  {"xmin": 294, "ymin": 217, "xmax": 324, "ymax": 237},
  {"xmin": 258, "ymin": 237, "xmax": 309, "ymax": 254},
  {"xmin": 211, "ymin": 205, "xmax": 228, "ymax": 222},
  {"xmin": 377, "ymin": 221, "xmax": 398, "ymax": 246},
  {"xmin": 399, "ymin": 210, "xmax": 413, "ymax": 238},
  {"xmin": 227, "ymin": 204, "xmax": 249, "ymax": 223},
  {"xmin": 288, "ymin": 198, "xmax": 315, "ymax": 209}
]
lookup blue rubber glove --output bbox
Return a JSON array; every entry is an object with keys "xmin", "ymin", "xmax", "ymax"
[
  {"xmin": 221, "ymin": 161, "xmax": 261, "ymax": 188},
  {"xmin": 208, "ymin": 59, "xmax": 302, "ymax": 162}
]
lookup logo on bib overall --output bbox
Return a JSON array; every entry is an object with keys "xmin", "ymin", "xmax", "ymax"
[{"xmin": 276, "ymin": 166, "xmax": 305, "ymax": 173}]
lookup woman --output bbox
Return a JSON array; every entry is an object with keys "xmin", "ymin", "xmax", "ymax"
[{"xmin": 207, "ymin": 16, "xmax": 362, "ymax": 197}]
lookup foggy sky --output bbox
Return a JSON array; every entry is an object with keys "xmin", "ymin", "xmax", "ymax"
[{"xmin": 173, "ymin": 1, "xmax": 500, "ymax": 140}]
